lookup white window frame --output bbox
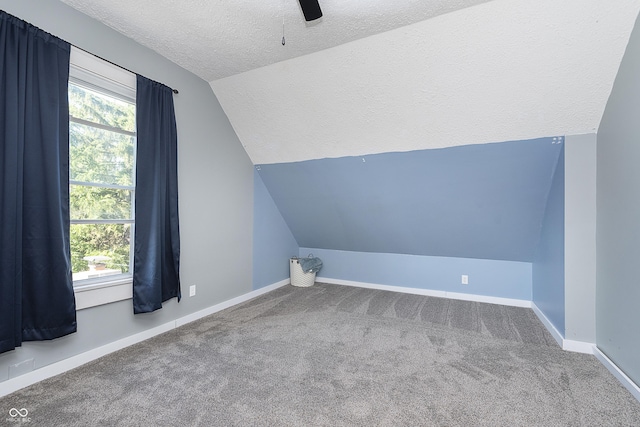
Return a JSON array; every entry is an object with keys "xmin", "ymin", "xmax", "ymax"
[{"xmin": 69, "ymin": 47, "xmax": 137, "ymax": 310}]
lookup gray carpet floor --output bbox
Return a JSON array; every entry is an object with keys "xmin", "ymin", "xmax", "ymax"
[{"xmin": 1, "ymin": 283, "xmax": 639, "ymax": 426}]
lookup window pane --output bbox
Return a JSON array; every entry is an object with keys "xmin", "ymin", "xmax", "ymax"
[
  {"xmin": 70, "ymin": 122, "xmax": 135, "ymax": 186},
  {"xmin": 69, "ymin": 83, "xmax": 135, "ymax": 132},
  {"xmin": 70, "ymin": 185, "xmax": 132, "ymax": 220},
  {"xmin": 71, "ymin": 223, "xmax": 131, "ymax": 279}
]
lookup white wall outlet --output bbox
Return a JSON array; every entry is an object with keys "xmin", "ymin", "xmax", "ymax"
[
  {"xmin": 461, "ymin": 275, "xmax": 469, "ymax": 285},
  {"xmin": 189, "ymin": 285, "xmax": 196, "ymax": 297}
]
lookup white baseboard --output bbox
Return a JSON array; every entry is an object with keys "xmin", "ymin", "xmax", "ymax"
[
  {"xmin": 530, "ymin": 302, "xmax": 594, "ymax": 354},
  {"xmin": 593, "ymin": 347, "xmax": 640, "ymax": 403},
  {"xmin": 317, "ymin": 277, "xmax": 532, "ymax": 308},
  {"xmin": 322, "ymin": 280, "xmax": 637, "ymax": 403},
  {"xmin": 323, "ymin": 279, "xmax": 599, "ymax": 355},
  {"xmin": 0, "ymin": 322, "xmax": 175, "ymax": 398},
  {"xmin": 7, "ymin": 277, "xmax": 635, "ymax": 406},
  {"xmin": 530, "ymin": 302, "xmax": 564, "ymax": 347},
  {"xmin": 562, "ymin": 339, "xmax": 595, "ymax": 354},
  {"xmin": 176, "ymin": 278, "xmax": 290, "ymax": 327},
  {"xmin": 0, "ymin": 278, "xmax": 290, "ymax": 398}
]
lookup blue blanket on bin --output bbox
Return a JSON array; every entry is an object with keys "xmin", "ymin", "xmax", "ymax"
[{"xmin": 299, "ymin": 256, "xmax": 323, "ymax": 274}]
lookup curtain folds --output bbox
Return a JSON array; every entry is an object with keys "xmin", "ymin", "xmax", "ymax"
[
  {"xmin": 133, "ymin": 75, "xmax": 181, "ymax": 314},
  {"xmin": 0, "ymin": 11, "xmax": 77, "ymax": 353}
]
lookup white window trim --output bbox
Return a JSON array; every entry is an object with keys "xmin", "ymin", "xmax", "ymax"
[
  {"xmin": 74, "ymin": 278, "xmax": 133, "ymax": 310},
  {"xmin": 69, "ymin": 46, "xmax": 136, "ymax": 310},
  {"xmin": 69, "ymin": 47, "xmax": 136, "ymax": 101}
]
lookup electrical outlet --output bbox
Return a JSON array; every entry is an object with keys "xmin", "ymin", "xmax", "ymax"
[
  {"xmin": 189, "ymin": 285, "xmax": 196, "ymax": 297},
  {"xmin": 461, "ymin": 275, "xmax": 469, "ymax": 285}
]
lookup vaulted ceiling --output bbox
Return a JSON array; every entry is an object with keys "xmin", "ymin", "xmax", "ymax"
[
  {"xmin": 59, "ymin": 0, "xmax": 640, "ymax": 165},
  {"xmin": 55, "ymin": 0, "xmax": 640, "ymax": 262},
  {"xmin": 59, "ymin": 0, "xmax": 496, "ymax": 82}
]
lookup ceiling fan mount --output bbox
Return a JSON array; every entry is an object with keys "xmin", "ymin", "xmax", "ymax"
[{"xmin": 298, "ymin": 0, "xmax": 323, "ymax": 21}]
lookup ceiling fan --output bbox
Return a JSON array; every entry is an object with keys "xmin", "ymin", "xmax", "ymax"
[
  {"xmin": 298, "ymin": 0, "xmax": 322, "ymax": 21},
  {"xmin": 282, "ymin": 0, "xmax": 322, "ymax": 45}
]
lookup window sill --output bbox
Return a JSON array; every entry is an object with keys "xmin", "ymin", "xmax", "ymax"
[{"xmin": 74, "ymin": 278, "xmax": 132, "ymax": 310}]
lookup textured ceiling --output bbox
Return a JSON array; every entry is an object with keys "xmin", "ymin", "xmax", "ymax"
[
  {"xmin": 211, "ymin": 0, "xmax": 640, "ymax": 164},
  {"xmin": 59, "ymin": 0, "xmax": 493, "ymax": 82},
  {"xmin": 60, "ymin": 0, "xmax": 640, "ymax": 165}
]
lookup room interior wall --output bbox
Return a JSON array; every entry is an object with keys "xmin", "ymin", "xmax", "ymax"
[
  {"xmin": 258, "ymin": 138, "xmax": 563, "ymax": 263},
  {"xmin": 564, "ymin": 134, "xmax": 597, "ymax": 344},
  {"xmin": 0, "ymin": 0, "xmax": 254, "ymax": 384},
  {"xmin": 255, "ymin": 137, "xmax": 563, "ymax": 304},
  {"xmin": 253, "ymin": 171, "xmax": 298, "ymax": 289},
  {"xmin": 532, "ymin": 145, "xmax": 565, "ymax": 335},
  {"xmin": 303, "ymin": 247, "xmax": 532, "ymax": 302},
  {"xmin": 596, "ymin": 10, "xmax": 640, "ymax": 387}
]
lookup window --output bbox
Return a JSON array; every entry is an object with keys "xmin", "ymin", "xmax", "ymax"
[{"xmin": 69, "ymin": 47, "xmax": 137, "ymax": 307}]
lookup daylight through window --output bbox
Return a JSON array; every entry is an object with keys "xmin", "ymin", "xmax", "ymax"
[{"xmin": 69, "ymin": 81, "xmax": 136, "ymax": 284}]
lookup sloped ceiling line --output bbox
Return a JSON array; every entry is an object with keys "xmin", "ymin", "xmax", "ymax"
[
  {"xmin": 59, "ymin": 0, "xmax": 640, "ymax": 166},
  {"xmin": 211, "ymin": 0, "xmax": 640, "ymax": 165}
]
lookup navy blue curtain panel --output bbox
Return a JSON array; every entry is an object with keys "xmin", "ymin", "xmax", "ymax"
[
  {"xmin": 0, "ymin": 11, "xmax": 76, "ymax": 354},
  {"xmin": 133, "ymin": 75, "xmax": 181, "ymax": 314}
]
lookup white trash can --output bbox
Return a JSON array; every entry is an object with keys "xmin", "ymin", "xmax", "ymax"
[{"xmin": 290, "ymin": 257, "xmax": 316, "ymax": 287}]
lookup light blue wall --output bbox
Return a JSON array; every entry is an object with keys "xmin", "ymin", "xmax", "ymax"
[
  {"xmin": 532, "ymin": 145, "xmax": 565, "ymax": 335},
  {"xmin": 253, "ymin": 171, "xmax": 298, "ymax": 289},
  {"xmin": 258, "ymin": 137, "xmax": 564, "ymax": 304},
  {"xmin": 0, "ymin": 1, "xmax": 254, "ymax": 383},
  {"xmin": 596, "ymin": 12, "xmax": 640, "ymax": 386},
  {"xmin": 259, "ymin": 138, "xmax": 563, "ymax": 262},
  {"xmin": 303, "ymin": 248, "xmax": 532, "ymax": 301}
]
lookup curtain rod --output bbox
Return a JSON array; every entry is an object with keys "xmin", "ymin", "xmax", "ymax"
[
  {"xmin": 3, "ymin": 10, "xmax": 179, "ymax": 94},
  {"xmin": 74, "ymin": 45, "xmax": 179, "ymax": 95}
]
